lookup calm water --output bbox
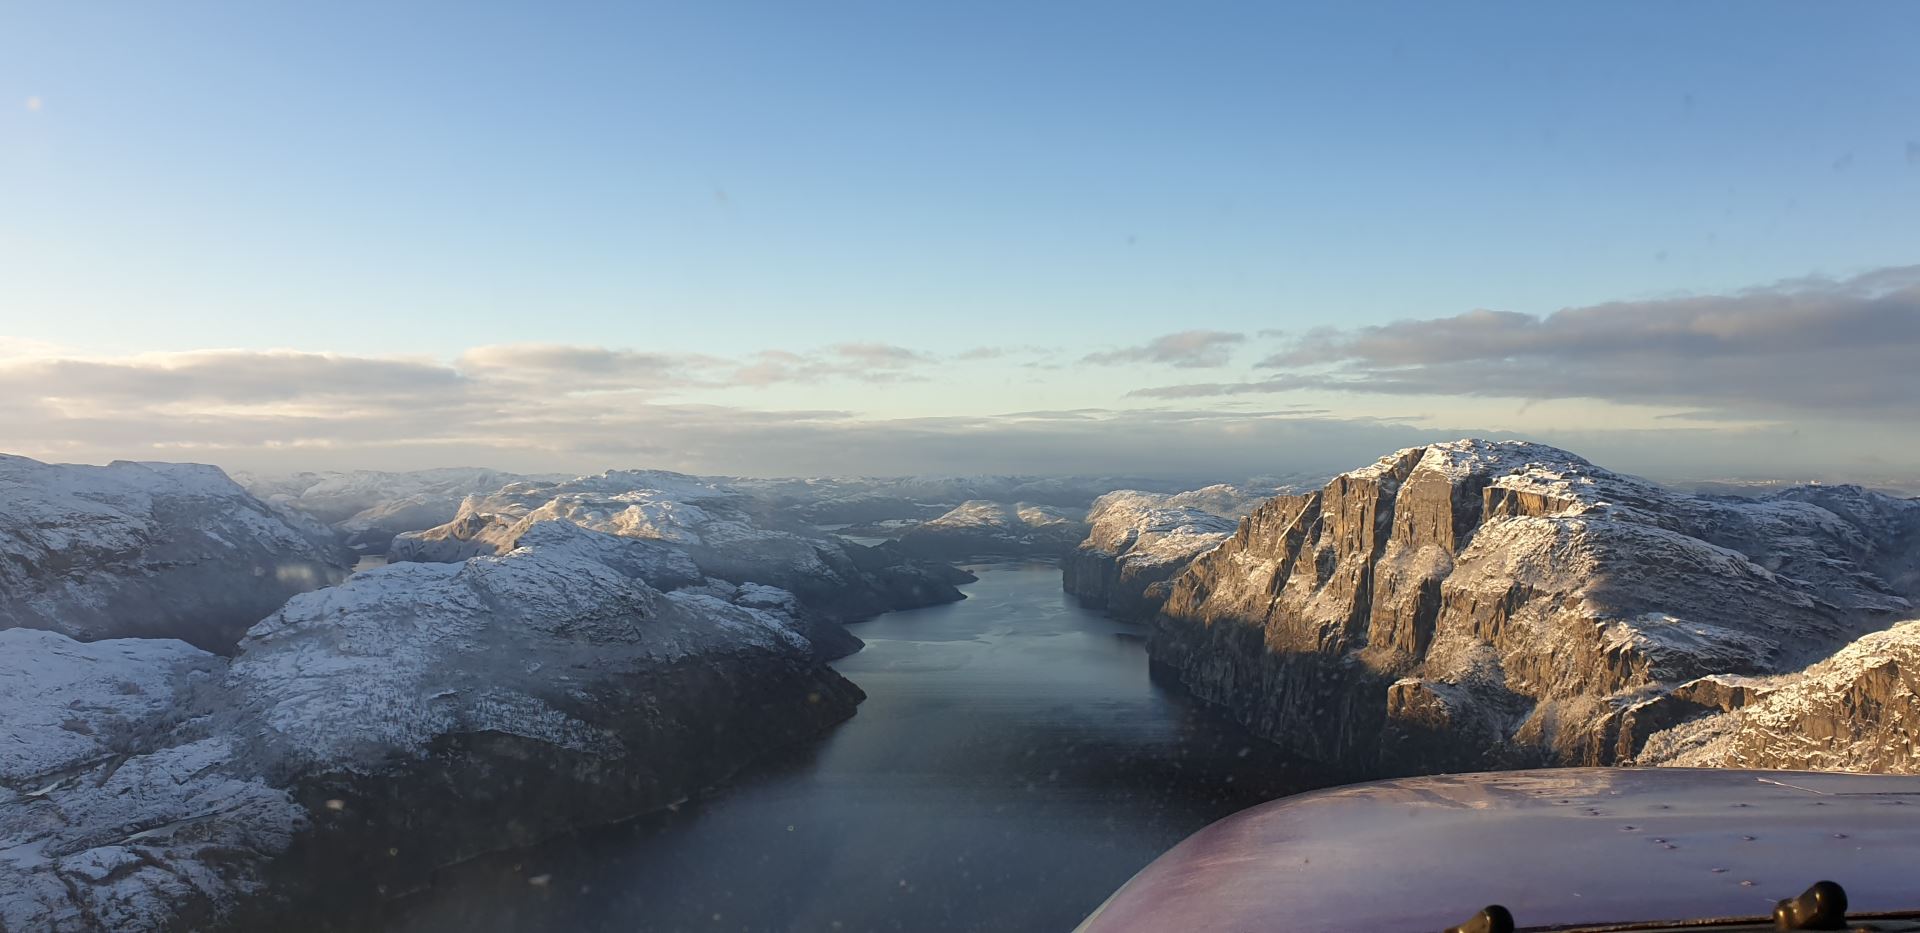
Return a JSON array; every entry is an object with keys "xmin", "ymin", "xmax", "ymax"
[{"xmin": 385, "ymin": 562, "xmax": 1332, "ymax": 932}]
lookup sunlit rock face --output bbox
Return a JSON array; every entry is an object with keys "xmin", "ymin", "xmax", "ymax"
[
  {"xmin": 236, "ymin": 467, "xmax": 559, "ymax": 554},
  {"xmin": 1063, "ymin": 486, "xmax": 1280, "ymax": 619},
  {"xmin": 894, "ymin": 500, "xmax": 1089, "ymax": 560},
  {"xmin": 1639, "ymin": 618, "xmax": 1920, "ymax": 773},
  {"xmin": 0, "ymin": 529, "xmax": 864, "ymax": 932},
  {"xmin": 0, "ymin": 455, "xmax": 352, "ymax": 653},
  {"xmin": 1151, "ymin": 439, "xmax": 1920, "ymax": 773},
  {"xmin": 387, "ymin": 470, "xmax": 968, "ymax": 637}
]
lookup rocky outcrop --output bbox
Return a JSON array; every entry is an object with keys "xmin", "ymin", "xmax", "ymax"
[
  {"xmin": 238, "ymin": 467, "xmax": 556, "ymax": 554},
  {"xmin": 0, "ymin": 525, "xmax": 865, "ymax": 932},
  {"xmin": 894, "ymin": 500, "xmax": 1088, "ymax": 560},
  {"xmin": 388, "ymin": 471, "xmax": 968, "ymax": 629},
  {"xmin": 1639, "ymin": 619, "xmax": 1920, "ymax": 773},
  {"xmin": 1151, "ymin": 440, "xmax": 1920, "ymax": 773},
  {"xmin": 0, "ymin": 455, "xmax": 352, "ymax": 653},
  {"xmin": 1064, "ymin": 485, "xmax": 1280, "ymax": 619}
]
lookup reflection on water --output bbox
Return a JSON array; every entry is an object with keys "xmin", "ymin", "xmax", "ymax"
[{"xmin": 385, "ymin": 562, "xmax": 1331, "ymax": 932}]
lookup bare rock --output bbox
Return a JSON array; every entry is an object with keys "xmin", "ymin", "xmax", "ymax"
[{"xmin": 1152, "ymin": 439, "xmax": 1919, "ymax": 771}]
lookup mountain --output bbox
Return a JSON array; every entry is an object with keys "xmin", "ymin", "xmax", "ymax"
[
  {"xmin": 0, "ymin": 455, "xmax": 352, "ymax": 653},
  {"xmin": 387, "ymin": 470, "xmax": 969, "ymax": 631},
  {"xmin": 1637, "ymin": 618, "xmax": 1920, "ymax": 773},
  {"xmin": 893, "ymin": 500, "xmax": 1088, "ymax": 560},
  {"xmin": 1150, "ymin": 440, "xmax": 1920, "ymax": 773},
  {"xmin": 236, "ymin": 467, "xmax": 561, "ymax": 554},
  {"xmin": 0, "ymin": 525, "xmax": 864, "ymax": 931},
  {"xmin": 1063, "ymin": 484, "xmax": 1301, "ymax": 618}
]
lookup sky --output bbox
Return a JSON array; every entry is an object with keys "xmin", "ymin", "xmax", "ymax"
[{"xmin": 1, "ymin": 2, "xmax": 1916, "ymax": 482}]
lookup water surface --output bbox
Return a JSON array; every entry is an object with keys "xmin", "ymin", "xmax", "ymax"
[{"xmin": 387, "ymin": 562, "xmax": 1331, "ymax": 932}]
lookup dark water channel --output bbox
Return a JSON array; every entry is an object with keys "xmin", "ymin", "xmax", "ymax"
[{"xmin": 385, "ymin": 562, "xmax": 1333, "ymax": 932}]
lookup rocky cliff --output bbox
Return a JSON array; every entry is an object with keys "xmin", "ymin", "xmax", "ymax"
[
  {"xmin": 1637, "ymin": 618, "xmax": 1920, "ymax": 773},
  {"xmin": 1063, "ymin": 485, "xmax": 1279, "ymax": 619},
  {"xmin": 1151, "ymin": 440, "xmax": 1920, "ymax": 773},
  {"xmin": 387, "ymin": 470, "xmax": 969, "ymax": 634},
  {"xmin": 0, "ymin": 523, "xmax": 864, "ymax": 932},
  {"xmin": 0, "ymin": 455, "xmax": 352, "ymax": 653}
]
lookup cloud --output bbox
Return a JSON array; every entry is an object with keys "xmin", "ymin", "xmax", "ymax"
[
  {"xmin": 2, "ymin": 340, "xmax": 1915, "ymax": 483},
  {"xmin": 731, "ymin": 343, "xmax": 932, "ymax": 386},
  {"xmin": 0, "ymin": 343, "xmax": 1444, "ymax": 478},
  {"xmin": 456, "ymin": 344, "xmax": 721, "ymax": 389},
  {"xmin": 1082, "ymin": 330, "xmax": 1246, "ymax": 368},
  {"xmin": 1141, "ymin": 266, "xmax": 1920, "ymax": 420}
]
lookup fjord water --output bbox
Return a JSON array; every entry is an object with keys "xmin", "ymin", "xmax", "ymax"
[{"xmin": 388, "ymin": 562, "xmax": 1328, "ymax": 932}]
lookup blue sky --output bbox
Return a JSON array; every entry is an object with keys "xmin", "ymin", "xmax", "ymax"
[{"xmin": 1, "ymin": 2, "xmax": 1916, "ymax": 478}]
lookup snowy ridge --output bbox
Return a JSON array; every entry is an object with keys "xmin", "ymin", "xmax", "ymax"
[
  {"xmin": 0, "ymin": 455, "xmax": 351, "ymax": 651},
  {"xmin": 893, "ymin": 500, "xmax": 1089, "ymax": 559},
  {"xmin": 1641, "ymin": 618, "xmax": 1920, "ymax": 773},
  {"xmin": 391, "ymin": 471, "xmax": 966, "ymax": 625},
  {"xmin": 1061, "ymin": 487, "xmax": 1259, "ymax": 618}
]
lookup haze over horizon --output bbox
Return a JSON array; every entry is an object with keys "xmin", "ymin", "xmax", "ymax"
[{"xmin": 3, "ymin": 3, "xmax": 1916, "ymax": 481}]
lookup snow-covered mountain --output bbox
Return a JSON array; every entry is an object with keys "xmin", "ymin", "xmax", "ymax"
[
  {"xmin": 388, "ymin": 470, "xmax": 970, "ymax": 626},
  {"xmin": 1061, "ymin": 486, "xmax": 1269, "ymax": 618},
  {"xmin": 0, "ymin": 455, "xmax": 352, "ymax": 652},
  {"xmin": 892, "ymin": 500, "xmax": 1089, "ymax": 559},
  {"xmin": 1638, "ymin": 618, "xmax": 1920, "ymax": 773},
  {"xmin": 1150, "ymin": 440, "xmax": 1920, "ymax": 773},
  {"xmin": 236, "ymin": 467, "xmax": 563, "ymax": 553},
  {"xmin": 0, "ymin": 527, "xmax": 866, "ymax": 931}
]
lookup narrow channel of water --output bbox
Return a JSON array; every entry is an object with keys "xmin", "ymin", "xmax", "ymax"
[{"xmin": 385, "ymin": 562, "xmax": 1333, "ymax": 932}]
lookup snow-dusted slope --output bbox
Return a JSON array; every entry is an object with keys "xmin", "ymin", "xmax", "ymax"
[
  {"xmin": 894, "ymin": 500, "xmax": 1089, "ymax": 559},
  {"xmin": 0, "ymin": 455, "xmax": 352, "ymax": 652},
  {"xmin": 388, "ymin": 470, "xmax": 968, "ymax": 625},
  {"xmin": 1638, "ymin": 618, "xmax": 1920, "ymax": 773},
  {"xmin": 1, "ymin": 527, "xmax": 866, "ymax": 931},
  {"xmin": 1152, "ymin": 440, "xmax": 1920, "ymax": 772},
  {"xmin": 1062, "ymin": 490, "xmax": 1246, "ymax": 618},
  {"xmin": 0, "ymin": 630, "xmax": 304, "ymax": 932},
  {"xmin": 237, "ymin": 467, "xmax": 561, "ymax": 553}
]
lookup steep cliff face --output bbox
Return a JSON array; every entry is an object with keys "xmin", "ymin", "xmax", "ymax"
[
  {"xmin": 1152, "ymin": 440, "xmax": 1919, "ymax": 772},
  {"xmin": 1062, "ymin": 489, "xmax": 1250, "ymax": 619},
  {"xmin": 0, "ymin": 525, "xmax": 865, "ymax": 932},
  {"xmin": 1638, "ymin": 619, "xmax": 1920, "ymax": 773},
  {"xmin": 388, "ymin": 470, "xmax": 968, "ymax": 629},
  {"xmin": 0, "ymin": 455, "xmax": 352, "ymax": 653}
]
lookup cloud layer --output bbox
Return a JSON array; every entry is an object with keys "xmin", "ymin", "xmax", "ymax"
[
  {"xmin": 6, "ymin": 266, "xmax": 1918, "ymax": 481},
  {"xmin": 1083, "ymin": 330, "xmax": 1246, "ymax": 368},
  {"xmin": 0, "ymin": 342, "xmax": 1445, "ymax": 478},
  {"xmin": 1136, "ymin": 267, "xmax": 1920, "ymax": 420}
]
